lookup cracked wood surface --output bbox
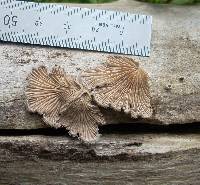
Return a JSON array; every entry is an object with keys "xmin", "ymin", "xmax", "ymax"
[
  {"xmin": 1, "ymin": 133, "xmax": 200, "ymax": 160},
  {"xmin": 0, "ymin": 0, "xmax": 200, "ymax": 130},
  {"xmin": 0, "ymin": 1, "xmax": 199, "ymax": 184},
  {"xmin": 0, "ymin": 133, "xmax": 200, "ymax": 184}
]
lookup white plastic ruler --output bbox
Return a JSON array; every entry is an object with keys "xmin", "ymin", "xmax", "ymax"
[{"xmin": 0, "ymin": 0, "xmax": 152, "ymax": 56}]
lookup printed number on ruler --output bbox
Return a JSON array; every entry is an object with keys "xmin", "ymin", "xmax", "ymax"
[{"xmin": 0, "ymin": 0, "xmax": 152, "ymax": 56}]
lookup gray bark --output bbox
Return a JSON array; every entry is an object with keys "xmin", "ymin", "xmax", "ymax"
[
  {"xmin": 1, "ymin": 133, "xmax": 200, "ymax": 160},
  {"xmin": 0, "ymin": 0, "xmax": 200, "ymax": 130},
  {"xmin": 0, "ymin": 1, "xmax": 200, "ymax": 184},
  {"xmin": 0, "ymin": 133, "xmax": 200, "ymax": 184}
]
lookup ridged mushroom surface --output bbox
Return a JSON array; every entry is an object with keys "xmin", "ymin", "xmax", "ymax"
[
  {"xmin": 81, "ymin": 56, "xmax": 153, "ymax": 118},
  {"xmin": 58, "ymin": 92, "xmax": 105, "ymax": 142},
  {"xmin": 26, "ymin": 66, "xmax": 105, "ymax": 142}
]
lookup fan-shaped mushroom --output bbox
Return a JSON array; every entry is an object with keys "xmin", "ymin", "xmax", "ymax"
[
  {"xmin": 26, "ymin": 66, "xmax": 82, "ymax": 127},
  {"xmin": 58, "ymin": 92, "xmax": 105, "ymax": 142},
  {"xmin": 81, "ymin": 56, "xmax": 153, "ymax": 118},
  {"xmin": 26, "ymin": 66, "xmax": 105, "ymax": 142}
]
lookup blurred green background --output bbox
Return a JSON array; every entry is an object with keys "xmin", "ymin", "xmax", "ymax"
[
  {"xmin": 32, "ymin": 0, "xmax": 200, "ymax": 4},
  {"xmin": 141, "ymin": 0, "xmax": 200, "ymax": 4},
  {"xmin": 32, "ymin": 0, "xmax": 116, "ymax": 3}
]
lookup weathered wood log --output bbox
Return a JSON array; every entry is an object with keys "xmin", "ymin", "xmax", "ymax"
[
  {"xmin": 0, "ymin": 132, "xmax": 200, "ymax": 184},
  {"xmin": 0, "ymin": 0, "xmax": 200, "ymax": 129},
  {"xmin": 0, "ymin": 1, "xmax": 200, "ymax": 183},
  {"xmin": 1, "ymin": 132, "xmax": 200, "ymax": 161}
]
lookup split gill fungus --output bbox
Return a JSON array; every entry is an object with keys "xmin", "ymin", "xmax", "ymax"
[
  {"xmin": 25, "ymin": 56, "xmax": 152, "ymax": 143},
  {"xmin": 81, "ymin": 56, "xmax": 153, "ymax": 119},
  {"xmin": 25, "ymin": 65, "xmax": 105, "ymax": 143}
]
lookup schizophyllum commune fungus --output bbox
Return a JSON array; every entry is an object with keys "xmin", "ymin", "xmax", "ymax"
[
  {"xmin": 26, "ymin": 65, "xmax": 105, "ymax": 143},
  {"xmin": 81, "ymin": 56, "xmax": 153, "ymax": 118},
  {"xmin": 26, "ymin": 56, "xmax": 152, "ymax": 142}
]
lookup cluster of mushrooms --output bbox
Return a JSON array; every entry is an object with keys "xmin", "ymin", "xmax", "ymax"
[{"xmin": 25, "ymin": 56, "xmax": 152, "ymax": 143}]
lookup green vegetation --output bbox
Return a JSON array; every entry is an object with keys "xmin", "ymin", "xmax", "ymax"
[
  {"xmin": 32, "ymin": 0, "xmax": 116, "ymax": 3},
  {"xmin": 141, "ymin": 0, "xmax": 200, "ymax": 5},
  {"xmin": 31, "ymin": 0, "xmax": 200, "ymax": 4}
]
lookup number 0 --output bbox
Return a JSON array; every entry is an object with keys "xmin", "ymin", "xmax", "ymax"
[{"xmin": 4, "ymin": 15, "xmax": 10, "ymax": 25}]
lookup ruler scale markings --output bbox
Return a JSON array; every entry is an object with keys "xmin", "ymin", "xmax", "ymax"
[{"xmin": 0, "ymin": 0, "xmax": 152, "ymax": 56}]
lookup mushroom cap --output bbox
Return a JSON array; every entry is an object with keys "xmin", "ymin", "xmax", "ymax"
[
  {"xmin": 26, "ymin": 66, "xmax": 82, "ymax": 127},
  {"xmin": 58, "ymin": 92, "xmax": 105, "ymax": 143},
  {"xmin": 26, "ymin": 65, "xmax": 105, "ymax": 142},
  {"xmin": 81, "ymin": 56, "xmax": 153, "ymax": 118}
]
